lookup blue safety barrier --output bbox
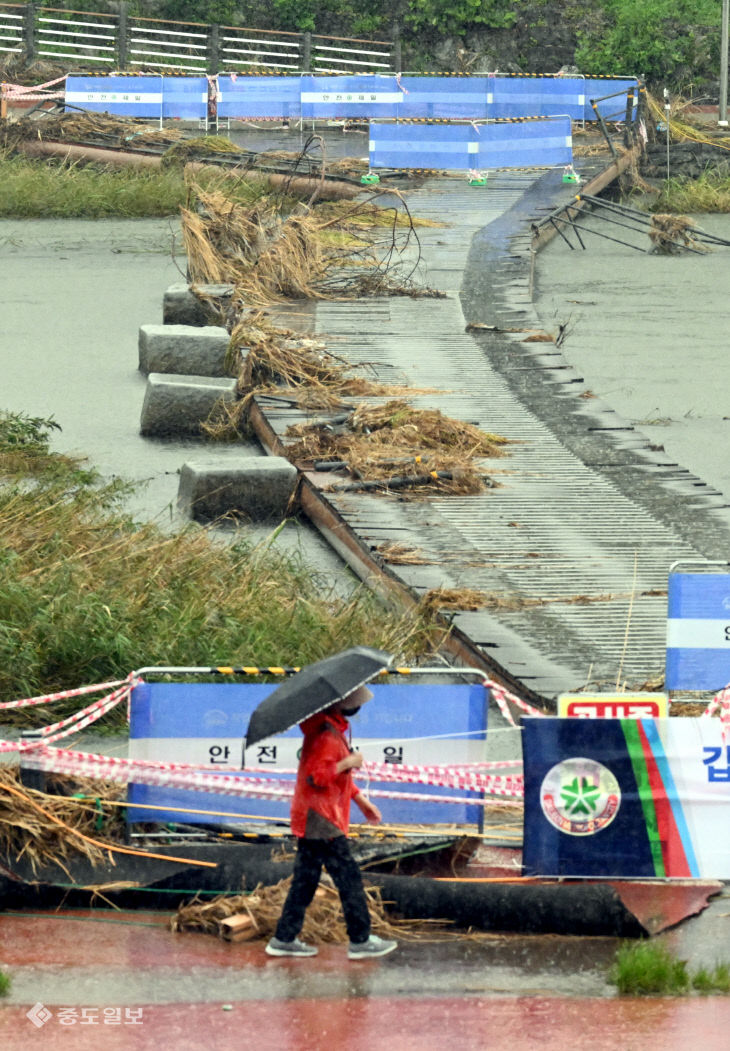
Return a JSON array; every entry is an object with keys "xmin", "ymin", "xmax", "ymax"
[
  {"xmin": 64, "ymin": 75, "xmax": 164, "ymax": 117},
  {"xmin": 218, "ymin": 75, "xmax": 302, "ymax": 119},
  {"xmin": 489, "ymin": 76, "xmax": 587, "ymax": 121},
  {"xmin": 64, "ymin": 75, "xmax": 207, "ymax": 119},
  {"xmin": 300, "ymin": 74, "xmax": 403, "ymax": 119},
  {"xmin": 127, "ymin": 681, "xmax": 488, "ymax": 827},
  {"xmin": 65, "ymin": 74, "xmax": 638, "ymax": 124},
  {"xmin": 666, "ymin": 571, "xmax": 730, "ymax": 691},
  {"xmin": 161, "ymin": 77, "xmax": 207, "ymax": 120},
  {"xmin": 394, "ymin": 76, "xmax": 490, "ymax": 119},
  {"xmin": 369, "ymin": 117, "xmax": 572, "ymax": 171}
]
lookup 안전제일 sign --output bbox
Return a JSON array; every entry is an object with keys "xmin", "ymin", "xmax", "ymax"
[{"xmin": 523, "ymin": 717, "xmax": 730, "ymax": 878}]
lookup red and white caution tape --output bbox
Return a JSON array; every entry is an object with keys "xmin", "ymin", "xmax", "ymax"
[
  {"xmin": 484, "ymin": 678, "xmax": 547, "ymax": 726},
  {"xmin": 0, "ymin": 676, "xmax": 138, "ymax": 753},
  {"xmin": 16, "ymin": 742, "xmax": 523, "ymax": 804},
  {"xmin": 703, "ymin": 684, "xmax": 730, "ymax": 740},
  {"xmin": 362, "ymin": 761, "xmax": 523, "ymax": 798},
  {"xmin": 0, "ymin": 678, "xmax": 128, "ymax": 711}
]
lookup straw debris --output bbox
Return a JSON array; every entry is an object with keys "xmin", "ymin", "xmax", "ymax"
[
  {"xmin": 649, "ymin": 213, "xmax": 709, "ymax": 253},
  {"xmin": 0, "ymin": 766, "xmax": 125, "ymax": 875},
  {"xmin": 280, "ymin": 400, "xmax": 508, "ymax": 497},
  {"xmin": 182, "ymin": 185, "xmax": 439, "ymax": 307},
  {"xmin": 171, "ymin": 877, "xmax": 438, "ymax": 943}
]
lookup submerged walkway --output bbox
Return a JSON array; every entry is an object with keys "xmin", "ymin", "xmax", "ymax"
[{"xmin": 254, "ymin": 163, "xmax": 730, "ymax": 702}]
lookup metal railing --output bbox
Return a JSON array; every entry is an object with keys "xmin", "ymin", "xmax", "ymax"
[
  {"xmin": 0, "ymin": 2, "xmax": 397, "ymax": 73},
  {"xmin": 0, "ymin": 1, "xmax": 24, "ymax": 55}
]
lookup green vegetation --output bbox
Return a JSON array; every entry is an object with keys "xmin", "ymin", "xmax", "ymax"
[
  {"xmin": 652, "ymin": 172, "xmax": 730, "ymax": 214},
  {"xmin": 610, "ymin": 940, "xmax": 730, "ymax": 995},
  {"xmin": 0, "ymin": 412, "xmax": 436, "ymax": 723},
  {"xmin": 575, "ymin": 0, "xmax": 719, "ymax": 85},
  {"xmin": 404, "ymin": 0, "xmax": 516, "ymax": 35},
  {"xmin": 0, "ymin": 153, "xmax": 275, "ymax": 220},
  {"xmin": 0, "ymin": 971, "xmax": 10, "ymax": 996}
]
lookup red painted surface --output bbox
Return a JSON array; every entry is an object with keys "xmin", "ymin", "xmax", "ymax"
[
  {"xmin": 2, "ymin": 997, "xmax": 730, "ymax": 1051},
  {"xmin": 2, "ymin": 909, "xmax": 729, "ymax": 1051}
]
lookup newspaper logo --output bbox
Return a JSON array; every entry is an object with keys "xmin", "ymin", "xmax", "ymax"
[
  {"xmin": 540, "ymin": 757, "xmax": 621, "ymax": 836},
  {"xmin": 26, "ymin": 1003, "xmax": 53, "ymax": 1028}
]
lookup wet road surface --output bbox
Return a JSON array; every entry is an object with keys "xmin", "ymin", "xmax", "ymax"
[{"xmin": 2, "ymin": 901, "xmax": 730, "ymax": 1049}]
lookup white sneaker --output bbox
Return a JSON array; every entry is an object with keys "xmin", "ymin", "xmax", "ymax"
[
  {"xmin": 265, "ymin": 937, "xmax": 318, "ymax": 957},
  {"xmin": 348, "ymin": 935, "xmax": 397, "ymax": 960}
]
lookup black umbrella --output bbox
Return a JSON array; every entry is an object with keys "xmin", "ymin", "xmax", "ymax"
[{"xmin": 243, "ymin": 645, "xmax": 393, "ymax": 751}]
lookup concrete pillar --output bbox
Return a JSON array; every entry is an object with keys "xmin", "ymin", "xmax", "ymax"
[
  {"xmin": 140, "ymin": 374, "xmax": 238, "ymax": 437},
  {"xmin": 138, "ymin": 324, "xmax": 236, "ymax": 377},
  {"xmin": 162, "ymin": 284, "xmax": 235, "ymax": 327},
  {"xmin": 178, "ymin": 457, "xmax": 299, "ymax": 522}
]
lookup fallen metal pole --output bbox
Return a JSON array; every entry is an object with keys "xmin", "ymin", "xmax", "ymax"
[
  {"xmin": 550, "ymin": 213, "xmax": 647, "ymax": 251},
  {"xmin": 579, "ymin": 193, "xmax": 730, "ymax": 247}
]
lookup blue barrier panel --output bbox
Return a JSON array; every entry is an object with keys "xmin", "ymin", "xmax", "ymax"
[
  {"xmin": 585, "ymin": 78, "xmax": 638, "ymax": 122},
  {"xmin": 300, "ymin": 74, "xmax": 403, "ymax": 119},
  {"xmin": 397, "ymin": 76, "xmax": 490, "ymax": 119},
  {"xmin": 475, "ymin": 117, "xmax": 572, "ymax": 169},
  {"xmin": 65, "ymin": 74, "xmax": 639, "ymax": 123},
  {"xmin": 369, "ymin": 118, "xmax": 572, "ymax": 171},
  {"xmin": 369, "ymin": 122, "xmax": 476, "ymax": 170},
  {"xmin": 162, "ymin": 77, "xmax": 207, "ymax": 119},
  {"xmin": 666, "ymin": 572, "xmax": 730, "ymax": 690},
  {"xmin": 489, "ymin": 76, "xmax": 586, "ymax": 120},
  {"xmin": 523, "ymin": 717, "xmax": 730, "ymax": 878},
  {"xmin": 127, "ymin": 681, "xmax": 487, "ymax": 827},
  {"xmin": 65, "ymin": 75, "xmax": 163, "ymax": 117},
  {"xmin": 218, "ymin": 75, "xmax": 302, "ymax": 119}
]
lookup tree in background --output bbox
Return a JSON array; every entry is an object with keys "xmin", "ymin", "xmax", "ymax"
[{"xmin": 574, "ymin": 0, "xmax": 720, "ymax": 87}]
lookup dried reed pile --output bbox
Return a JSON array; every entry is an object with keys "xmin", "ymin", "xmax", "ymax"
[
  {"xmin": 282, "ymin": 399, "xmax": 509, "ymax": 496},
  {"xmin": 182, "ymin": 187, "xmax": 434, "ymax": 307},
  {"xmin": 0, "ymin": 766, "xmax": 125, "ymax": 875},
  {"xmin": 202, "ymin": 311, "xmax": 442, "ymax": 436},
  {"xmin": 649, "ymin": 213, "xmax": 708, "ymax": 253},
  {"xmin": 0, "ymin": 111, "xmax": 184, "ymax": 151},
  {"xmin": 171, "ymin": 877, "xmax": 431, "ymax": 943},
  {"xmin": 161, "ymin": 136, "xmax": 242, "ymax": 167}
]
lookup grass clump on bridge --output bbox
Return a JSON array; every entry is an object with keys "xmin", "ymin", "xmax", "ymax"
[
  {"xmin": 0, "ymin": 411, "xmax": 437, "ymax": 724},
  {"xmin": 610, "ymin": 940, "xmax": 730, "ymax": 995},
  {"xmin": 0, "ymin": 970, "xmax": 10, "ymax": 996}
]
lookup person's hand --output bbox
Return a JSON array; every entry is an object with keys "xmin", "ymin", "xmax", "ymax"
[
  {"xmin": 336, "ymin": 750, "xmax": 363, "ymax": 774},
  {"xmin": 358, "ymin": 796, "xmax": 382, "ymax": 825}
]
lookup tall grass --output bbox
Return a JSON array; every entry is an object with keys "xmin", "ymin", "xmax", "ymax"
[
  {"xmin": 0, "ymin": 971, "xmax": 10, "ymax": 996},
  {"xmin": 652, "ymin": 171, "xmax": 730, "ymax": 214},
  {"xmin": 0, "ymin": 153, "xmax": 279, "ymax": 219},
  {"xmin": 0, "ymin": 412, "xmax": 438, "ymax": 722},
  {"xmin": 610, "ymin": 940, "xmax": 730, "ymax": 996},
  {"xmin": 610, "ymin": 940, "xmax": 689, "ymax": 995}
]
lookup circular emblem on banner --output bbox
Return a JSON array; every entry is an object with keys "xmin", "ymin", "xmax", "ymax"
[{"xmin": 540, "ymin": 758, "xmax": 621, "ymax": 836}]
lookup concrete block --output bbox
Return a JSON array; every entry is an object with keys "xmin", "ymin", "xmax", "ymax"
[
  {"xmin": 178, "ymin": 457, "xmax": 299, "ymax": 522},
  {"xmin": 162, "ymin": 283, "xmax": 235, "ymax": 327},
  {"xmin": 140, "ymin": 374, "xmax": 238, "ymax": 437},
  {"xmin": 138, "ymin": 324, "xmax": 233, "ymax": 377}
]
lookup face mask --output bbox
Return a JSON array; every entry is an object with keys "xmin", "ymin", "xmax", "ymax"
[{"xmin": 340, "ymin": 705, "xmax": 361, "ymax": 717}]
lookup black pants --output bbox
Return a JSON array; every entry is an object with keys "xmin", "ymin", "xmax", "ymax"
[{"xmin": 275, "ymin": 836, "xmax": 370, "ymax": 944}]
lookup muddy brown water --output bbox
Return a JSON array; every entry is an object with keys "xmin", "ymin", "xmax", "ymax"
[{"xmin": 533, "ymin": 211, "xmax": 730, "ymax": 501}]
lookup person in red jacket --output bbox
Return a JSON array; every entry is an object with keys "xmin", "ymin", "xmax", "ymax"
[{"xmin": 266, "ymin": 686, "xmax": 397, "ymax": 960}]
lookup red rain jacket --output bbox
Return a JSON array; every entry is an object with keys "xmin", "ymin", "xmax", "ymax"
[{"xmin": 290, "ymin": 710, "xmax": 360, "ymax": 839}]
